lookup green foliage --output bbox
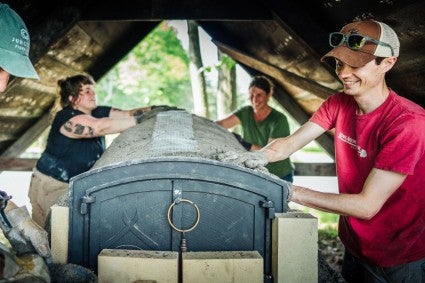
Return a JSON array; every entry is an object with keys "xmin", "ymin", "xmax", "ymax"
[
  {"xmin": 311, "ymin": 209, "xmax": 339, "ymax": 241},
  {"xmin": 318, "ymin": 211, "xmax": 339, "ymax": 224},
  {"xmin": 292, "ymin": 205, "xmax": 339, "ymax": 236},
  {"xmin": 217, "ymin": 55, "xmax": 236, "ymax": 70},
  {"xmin": 200, "ymin": 54, "xmax": 236, "ymax": 74},
  {"xmin": 319, "ymin": 226, "xmax": 339, "ymax": 240},
  {"xmin": 96, "ymin": 22, "xmax": 193, "ymax": 110}
]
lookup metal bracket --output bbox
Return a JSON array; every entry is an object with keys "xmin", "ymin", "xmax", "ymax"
[
  {"xmin": 80, "ymin": 195, "xmax": 96, "ymax": 215},
  {"xmin": 260, "ymin": 200, "xmax": 275, "ymax": 219},
  {"xmin": 173, "ymin": 188, "xmax": 182, "ymax": 203}
]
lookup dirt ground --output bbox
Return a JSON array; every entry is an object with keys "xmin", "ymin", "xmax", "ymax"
[{"xmin": 318, "ymin": 236, "xmax": 346, "ymax": 282}]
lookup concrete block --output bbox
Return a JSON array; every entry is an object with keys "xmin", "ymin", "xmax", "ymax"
[
  {"xmin": 182, "ymin": 251, "xmax": 263, "ymax": 283},
  {"xmin": 272, "ymin": 212, "xmax": 318, "ymax": 283},
  {"xmin": 98, "ymin": 249, "xmax": 178, "ymax": 283},
  {"xmin": 50, "ymin": 205, "xmax": 69, "ymax": 264}
]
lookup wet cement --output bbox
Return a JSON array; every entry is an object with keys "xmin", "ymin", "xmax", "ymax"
[{"xmin": 94, "ymin": 109, "xmax": 249, "ymax": 169}]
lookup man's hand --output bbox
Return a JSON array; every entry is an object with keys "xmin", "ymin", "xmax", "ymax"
[
  {"xmin": 5, "ymin": 206, "xmax": 52, "ymax": 259},
  {"xmin": 285, "ymin": 181, "xmax": 293, "ymax": 202},
  {"xmin": 244, "ymin": 151, "xmax": 268, "ymax": 168},
  {"xmin": 217, "ymin": 150, "xmax": 268, "ymax": 168}
]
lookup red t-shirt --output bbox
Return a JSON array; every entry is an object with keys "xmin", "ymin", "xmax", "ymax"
[{"xmin": 311, "ymin": 90, "xmax": 425, "ymax": 267}]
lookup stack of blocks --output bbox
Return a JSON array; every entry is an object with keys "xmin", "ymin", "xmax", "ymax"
[{"xmin": 51, "ymin": 205, "xmax": 317, "ymax": 283}]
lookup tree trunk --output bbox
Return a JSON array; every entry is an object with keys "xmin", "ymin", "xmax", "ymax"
[
  {"xmin": 216, "ymin": 50, "xmax": 237, "ymax": 119},
  {"xmin": 187, "ymin": 20, "xmax": 209, "ymax": 118}
]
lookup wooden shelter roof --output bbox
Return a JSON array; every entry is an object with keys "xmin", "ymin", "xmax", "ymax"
[{"xmin": 1, "ymin": 0, "xmax": 424, "ymax": 173}]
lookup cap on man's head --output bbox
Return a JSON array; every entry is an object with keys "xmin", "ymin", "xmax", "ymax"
[
  {"xmin": 0, "ymin": 3, "xmax": 39, "ymax": 79},
  {"xmin": 321, "ymin": 20, "xmax": 400, "ymax": 68}
]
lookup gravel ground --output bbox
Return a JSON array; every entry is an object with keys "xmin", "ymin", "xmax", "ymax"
[{"xmin": 319, "ymin": 236, "xmax": 346, "ymax": 282}]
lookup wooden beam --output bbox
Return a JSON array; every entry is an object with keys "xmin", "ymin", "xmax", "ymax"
[
  {"xmin": 86, "ymin": 21, "xmax": 161, "ymax": 80},
  {"xmin": 81, "ymin": 0, "xmax": 272, "ymax": 21},
  {"xmin": 0, "ymin": 158, "xmax": 37, "ymax": 172},
  {"xmin": 214, "ymin": 41, "xmax": 336, "ymax": 100},
  {"xmin": 1, "ymin": 111, "xmax": 52, "ymax": 158},
  {"xmin": 273, "ymin": 82, "xmax": 335, "ymax": 158}
]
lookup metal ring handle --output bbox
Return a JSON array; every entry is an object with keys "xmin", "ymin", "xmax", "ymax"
[{"xmin": 167, "ymin": 198, "xmax": 200, "ymax": 233}]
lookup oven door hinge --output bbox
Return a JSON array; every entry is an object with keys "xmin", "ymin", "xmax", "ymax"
[
  {"xmin": 260, "ymin": 200, "xmax": 275, "ymax": 219},
  {"xmin": 80, "ymin": 195, "xmax": 96, "ymax": 215}
]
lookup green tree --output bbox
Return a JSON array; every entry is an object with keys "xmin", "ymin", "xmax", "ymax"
[
  {"xmin": 216, "ymin": 50, "xmax": 237, "ymax": 119},
  {"xmin": 96, "ymin": 22, "xmax": 193, "ymax": 110},
  {"xmin": 187, "ymin": 20, "xmax": 210, "ymax": 118}
]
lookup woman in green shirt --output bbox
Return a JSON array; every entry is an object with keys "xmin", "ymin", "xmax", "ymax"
[{"xmin": 216, "ymin": 76, "xmax": 294, "ymax": 181}]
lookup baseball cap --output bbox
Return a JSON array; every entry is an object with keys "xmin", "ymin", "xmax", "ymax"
[
  {"xmin": 0, "ymin": 3, "xmax": 39, "ymax": 79},
  {"xmin": 321, "ymin": 20, "xmax": 400, "ymax": 68}
]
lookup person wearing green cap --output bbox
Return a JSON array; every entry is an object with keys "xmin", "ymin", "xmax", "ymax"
[
  {"xmin": 0, "ymin": 3, "xmax": 54, "ymax": 282},
  {"xmin": 0, "ymin": 2, "xmax": 38, "ymax": 92}
]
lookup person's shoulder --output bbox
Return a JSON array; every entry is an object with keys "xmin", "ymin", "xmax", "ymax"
[
  {"xmin": 92, "ymin": 105, "xmax": 112, "ymax": 117},
  {"xmin": 320, "ymin": 92, "xmax": 356, "ymax": 110},
  {"xmin": 241, "ymin": 105, "xmax": 252, "ymax": 111},
  {"xmin": 95, "ymin": 105, "xmax": 111, "ymax": 110},
  {"xmin": 385, "ymin": 91, "xmax": 425, "ymax": 134},
  {"xmin": 390, "ymin": 90, "xmax": 425, "ymax": 116},
  {"xmin": 270, "ymin": 107, "xmax": 286, "ymax": 118},
  {"xmin": 327, "ymin": 91, "xmax": 350, "ymax": 102},
  {"xmin": 54, "ymin": 107, "xmax": 73, "ymax": 118},
  {"xmin": 235, "ymin": 105, "xmax": 252, "ymax": 114},
  {"xmin": 53, "ymin": 107, "xmax": 85, "ymax": 124}
]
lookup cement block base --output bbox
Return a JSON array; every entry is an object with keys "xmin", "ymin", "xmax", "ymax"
[
  {"xmin": 272, "ymin": 212, "xmax": 318, "ymax": 283},
  {"xmin": 50, "ymin": 205, "xmax": 69, "ymax": 264},
  {"xmin": 182, "ymin": 251, "xmax": 263, "ymax": 283},
  {"xmin": 98, "ymin": 249, "xmax": 178, "ymax": 283}
]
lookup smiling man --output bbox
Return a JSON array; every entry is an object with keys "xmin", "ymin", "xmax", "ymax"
[{"xmin": 234, "ymin": 20, "xmax": 425, "ymax": 282}]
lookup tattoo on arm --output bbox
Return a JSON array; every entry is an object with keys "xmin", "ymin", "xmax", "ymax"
[
  {"xmin": 74, "ymin": 124, "xmax": 85, "ymax": 135},
  {"xmin": 63, "ymin": 121, "xmax": 73, "ymax": 132},
  {"xmin": 73, "ymin": 124, "xmax": 95, "ymax": 136}
]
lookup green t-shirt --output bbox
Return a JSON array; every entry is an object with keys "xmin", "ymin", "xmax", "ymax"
[{"xmin": 234, "ymin": 106, "xmax": 293, "ymax": 178}]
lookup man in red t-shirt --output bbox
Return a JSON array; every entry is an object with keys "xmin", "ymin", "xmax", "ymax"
[{"xmin": 233, "ymin": 20, "xmax": 425, "ymax": 282}]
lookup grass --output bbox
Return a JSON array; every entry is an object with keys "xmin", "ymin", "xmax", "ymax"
[{"xmin": 291, "ymin": 204, "xmax": 339, "ymax": 240}]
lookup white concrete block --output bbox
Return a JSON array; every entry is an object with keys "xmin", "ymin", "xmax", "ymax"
[
  {"xmin": 182, "ymin": 251, "xmax": 263, "ymax": 283},
  {"xmin": 98, "ymin": 249, "xmax": 178, "ymax": 283},
  {"xmin": 50, "ymin": 205, "xmax": 69, "ymax": 264},
  {"xmin": 272, "ymin": 212, "xmax": 318, "ymax": 283}
]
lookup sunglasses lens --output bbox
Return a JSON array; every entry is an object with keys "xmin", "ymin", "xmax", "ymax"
[
  {"xmin": 347, "ymin": 35, "xmax": 366, "ymax": 49},
  {"xmin": 330, "ymin": 33, "xmax": 344, "ymax": 47}
]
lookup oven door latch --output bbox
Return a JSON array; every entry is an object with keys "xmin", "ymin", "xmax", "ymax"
[
  {"xmin": 260, "ymin": 200, "xmax": 275, "ymax": 219},
  {"xmin": 80, "ymin": 195, "xmax": 96, "ymax": 215}
]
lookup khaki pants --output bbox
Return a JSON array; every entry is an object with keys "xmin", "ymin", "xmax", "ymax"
[{"xmin": 28, "ymin": 168, "xmax": 68, "ymax": 228}]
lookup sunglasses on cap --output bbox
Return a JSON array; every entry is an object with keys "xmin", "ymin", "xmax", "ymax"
[{"xmin": 329, "ymin": 32, "xmax": 394, "ymax": 56}]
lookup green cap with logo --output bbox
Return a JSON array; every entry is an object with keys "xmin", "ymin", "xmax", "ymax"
[{"xmin": 0, "ymin": 3, "xmax": 39, "ymax": 79}]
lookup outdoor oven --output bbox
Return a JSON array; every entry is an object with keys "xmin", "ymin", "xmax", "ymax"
[{"xmin": 66, "ymin": 110, "xmax": 290, "ymax": 281}]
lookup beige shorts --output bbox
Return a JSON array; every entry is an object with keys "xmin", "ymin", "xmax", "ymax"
[{"xmin": 28, "ymin": 168, "xmax": 68, "ymax": 228}]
